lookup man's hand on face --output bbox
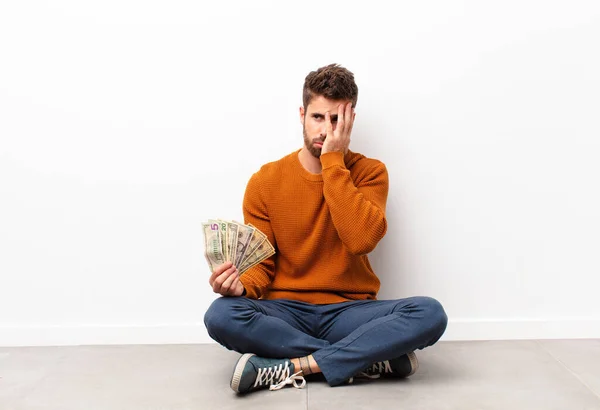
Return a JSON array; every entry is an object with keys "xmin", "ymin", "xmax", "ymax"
[
  {"xmin": 321, "ymin": 102, "xmax": 355, "ymax": 155},
  {"xmin": 209, "ymin": 262, "xmax": 245, "ymax": 297}
]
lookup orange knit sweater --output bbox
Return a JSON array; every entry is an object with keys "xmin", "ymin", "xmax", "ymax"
[{"xmin": 239, "ymin": 149, "xmax": 389, "ymax": 304}]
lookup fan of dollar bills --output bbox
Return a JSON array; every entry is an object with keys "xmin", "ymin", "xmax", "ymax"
[{"xmin": 202, "ymin": 219, "xmax": 275, "ymax": 274}]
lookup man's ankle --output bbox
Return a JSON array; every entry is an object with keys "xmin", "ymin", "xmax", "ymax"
[
  {"xmin": 290, "ymin": 358, "xmax": 302, "ymax": 373},
  {"xmin": 291, "ymin": 355, "xmax": 321, "ymax": 375}
]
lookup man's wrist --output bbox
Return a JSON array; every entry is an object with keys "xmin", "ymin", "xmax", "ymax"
[{"xmin": 320, "ymin": 151, "xmax": 346, "ymax": 169}]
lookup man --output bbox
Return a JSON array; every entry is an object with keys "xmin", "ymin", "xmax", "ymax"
[{"xmin": 204, "ymin": 64, "xmax": 448, "ymax": 394}]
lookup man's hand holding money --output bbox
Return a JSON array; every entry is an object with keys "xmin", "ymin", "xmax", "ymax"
[
  {"xmin": 209, "ymin": 262, "xmax": 245, "ymax": 297},
  {"xmin": 202, "ymin": 219, "xmax": 274, "ymax": 297}
]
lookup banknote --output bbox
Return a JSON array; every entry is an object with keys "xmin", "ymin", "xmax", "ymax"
[
  {"xmin": 226, "ymin": 222, "xmax": 239, "ymax": 265},
  {"xmin": 211, "ymin": 220, "xmax": 229, "ymax": 262},
  {"xmin": 234, "ymin": 222, "xmax": 255, "ymax": 268},
  {"xmin": 239, "ymin": 224, "xmax": 265, "ymax": 267},
  {"xmin": 202, "ymin": 222, "xmax": 225, "ymax": 272}
]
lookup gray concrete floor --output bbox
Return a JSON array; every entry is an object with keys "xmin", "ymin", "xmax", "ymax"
[{"xmin": 1, "ymin": 340, "xmax": 600, "ymax": 409}]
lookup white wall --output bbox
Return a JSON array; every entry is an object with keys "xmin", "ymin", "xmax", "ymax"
[{"xmin": 1, "ymin": 0, "xmax": 599, "ymax": 346}]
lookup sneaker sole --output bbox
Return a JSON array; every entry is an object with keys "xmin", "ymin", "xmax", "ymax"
[
  {"xmin": 230, "ymin": 353, "xmax": 255, "ymax": 393},
  {"xmin": 406, "ymin": 351, "xmax": 419, "ymax": 377}
]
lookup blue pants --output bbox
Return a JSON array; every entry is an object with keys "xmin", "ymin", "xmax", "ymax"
[{"xmin": 204, "ymin": 296, "xmax": 448, "ymax": 386}]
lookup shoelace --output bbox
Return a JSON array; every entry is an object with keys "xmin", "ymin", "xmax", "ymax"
[
  {"xmin": 369, "ymin": 360, "xmax": 393, "ymax": 375},
  {"xmin": 253, "ymin": 361, "xmax": 306, "ymax": 391},
  {"xmin": 348, "ymin": 360, "xmax": 393, "ymax": 384}
]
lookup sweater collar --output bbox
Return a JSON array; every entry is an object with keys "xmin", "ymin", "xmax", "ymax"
[{"xmin": 292, "ymin": 149, "xmax": 356, "ymax": 182}]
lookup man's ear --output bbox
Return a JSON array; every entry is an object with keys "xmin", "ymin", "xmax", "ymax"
[{"xmin": 299, "ymin": 106, "xmax": 305, "ymax": 124}]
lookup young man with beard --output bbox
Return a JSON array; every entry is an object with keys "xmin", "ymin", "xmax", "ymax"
[{"xmin": 204, "ymin": 64, "xmax": 448, "ymax": 394}]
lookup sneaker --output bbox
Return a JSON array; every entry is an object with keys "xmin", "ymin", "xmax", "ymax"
[
  {"xmin": 230, "ymin": 353, "xmax": 306, "ymax": 394},
  {"xmin": 350, "ymin": 352, "xmax": 418, "ymax": 383}
]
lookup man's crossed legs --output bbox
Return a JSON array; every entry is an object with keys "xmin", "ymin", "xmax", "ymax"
[{"xmin": 204, "ymin": 296, "xmax": 448, "ymax": 393}]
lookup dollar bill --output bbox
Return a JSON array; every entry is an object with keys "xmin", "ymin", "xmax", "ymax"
[
  {"xmin": 211, "ymin": 220, "xmax": 229, "ymax": 263},
  {"xmin": 234, "ymin": 223, "xmax": 255, "ymax": 268},
  {"xmin": 240, "ymin": 226, "xmax": 266, "ymax": 268},
  {"xmin": 226, "ymin": 222, "xmax": 239, "ymax": 265},
  {"xmin": 202, "ymin": 222, "xmax": 225, "ymax": 272}
]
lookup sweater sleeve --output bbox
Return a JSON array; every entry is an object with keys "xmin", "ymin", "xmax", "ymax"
[
  {"xmin": 321, "ymin": 151, "xmax": 389, "ymax": 255},
  {"xmin": 238, "ymin": 172, "xmax": 276, "ymax": 299}
]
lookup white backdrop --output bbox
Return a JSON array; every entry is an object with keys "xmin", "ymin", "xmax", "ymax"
[{"xmin": 1, "ymin": 0, "xmax": 599, "ymax": 346}]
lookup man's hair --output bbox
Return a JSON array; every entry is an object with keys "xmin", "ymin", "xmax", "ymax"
[{"xmin": 302, "ymin": 63, "xmax": 358, "ymax": 109}]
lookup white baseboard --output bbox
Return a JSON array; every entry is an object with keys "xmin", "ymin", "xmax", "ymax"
[
  {"xmin": 1, "ymin": 318, "xmax": 599, "ymax": 347},
  {"xmin": 443, "ymin": 318, "xmax": 600, "ymax": 341},
  {"xmin": 0, "ymin": 323, "xmax": 211, "ymax": 347}
]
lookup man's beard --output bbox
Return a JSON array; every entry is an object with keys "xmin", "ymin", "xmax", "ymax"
[{"xmin": 303, "ymin": 125, "xmax": 324, "ymax": 158}]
